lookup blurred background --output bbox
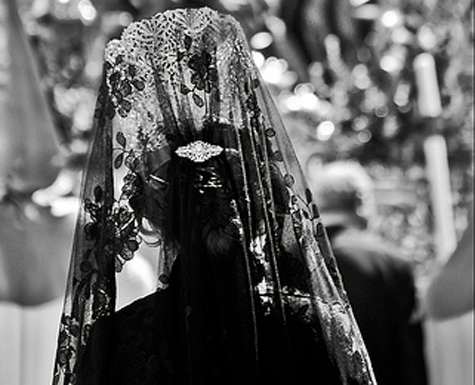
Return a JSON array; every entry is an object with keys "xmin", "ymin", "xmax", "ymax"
[{"xmin": 0, "ymin": 0, "xmax": 473, "ymax": 384}]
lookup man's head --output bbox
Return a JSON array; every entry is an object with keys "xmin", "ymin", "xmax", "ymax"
[{"xmin": 310, "ymin": 161, "xmax": 376, "ymax": 229}]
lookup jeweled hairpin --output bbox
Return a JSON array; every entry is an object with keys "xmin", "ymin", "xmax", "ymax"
[{"xmin": 175, "ymin": 140, "xmax": 223, "ymax": 163}]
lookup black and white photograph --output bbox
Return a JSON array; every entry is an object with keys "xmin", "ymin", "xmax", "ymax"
[{"xmin": 1, "ymin": 0, "xmax": 473, "ymax": 384}]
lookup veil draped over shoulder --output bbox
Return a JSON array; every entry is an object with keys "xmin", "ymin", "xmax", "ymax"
[{"xmin": 53, "ymin": 8, "xmax": 376, "ymax": 385}]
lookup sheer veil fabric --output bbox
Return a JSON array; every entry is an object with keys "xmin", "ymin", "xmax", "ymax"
[{"xmin": 53, "ymin": 7, "xmax": 376, "ymax": 385}]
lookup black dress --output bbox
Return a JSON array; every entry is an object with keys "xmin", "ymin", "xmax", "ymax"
[{"xmin": 78, "ymin": 257, "xmax": 344, "ymax": 385}]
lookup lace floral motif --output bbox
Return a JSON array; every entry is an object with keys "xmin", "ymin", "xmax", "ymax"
[
  {"xmin": 106, "ymin": 55, "xmax": 146, "ymax": 118},
  {"xmin": 179, "ymin": 45, "xmax": 219, "ymax": 108},
  {"xmin": 83, "ymin": 185, "xmax": 141, "ymax": 272}
]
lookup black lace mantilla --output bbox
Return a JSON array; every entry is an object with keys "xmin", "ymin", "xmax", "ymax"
[{"xmin": 52, "ymin": 8, "xmax": 376, "ymax": 385}]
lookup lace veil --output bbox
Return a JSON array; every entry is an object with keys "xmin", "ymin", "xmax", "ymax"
[{"xmin": 53, "ymin": 8, "xmax": 376, "ymax": 385}]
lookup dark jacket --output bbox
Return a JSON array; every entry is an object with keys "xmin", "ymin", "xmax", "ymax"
[{"xmin": 328, "ymin": 226, "xmax": 428, "ymax": 385}]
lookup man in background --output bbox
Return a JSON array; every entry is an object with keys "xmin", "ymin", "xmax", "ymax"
[{"xmin": 311, "ymin": 160, "xmax": 428, "ymax": 385}]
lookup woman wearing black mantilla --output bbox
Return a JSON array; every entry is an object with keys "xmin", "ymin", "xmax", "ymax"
[{"xmin": 52, "ymin": 7, "xmax": 377, "ymax": 385}]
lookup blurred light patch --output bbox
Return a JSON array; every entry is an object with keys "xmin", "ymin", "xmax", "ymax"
[
  {"xmin": 349, "ymin": 0, "xmax": 370, "ymax": 6},
  {"xmin": 78, "ymin": 0, "xmax": 97, "ymax": 23},
  {"xmin": 358, "ymin": 129, "xmax": 372, "ymax": 143},
  {"xmin": 353, "ymin": 4, "xmax": 381, "ymax": 21},
  {"xmin": 316, "ymin": 121, "xmax": 335, "ymax": 141},
  {"xmin": 294, "ymin": 83, "xmax": 320, "ymax": 111},
  {"xmin": 250, "ymin": 32, "xmax": 273, "ymax": 50},
  {"xmin": 380, "ymin": 53, "xmax": 403, "ymax": 74},
  {"xmin": 353, "ymin": 115, "xmax": 369, "ymax": 131},
  {"xmin": 383, "ymin": 115, "xmax": 399, "ymax": 138},
  {"xmin": 381, "ymin": 10, "xmax": 402, "ymax": 28},
  {"xmin": 261, "ymin": 57, "xmax": 297, "ymax": 88},
  {"xmin": 265, "ymin": 15, "xmax": 286, "ymax": 38},
  {"xmin": 264, "ymin": 57, "xmax": 288, "ymax": 74},
  {"xmin": 300, "ymin": 92, "xmax": 320, "ymax": 111},
  {"xmin": 352, "ymin": 64, "xmax": 371, "ymax": 89},
  {"xmin": 375, "ymin": 105, "xmax": 389, "ymax": 118},
  {"xmin": 317, "ymin": 99, "xmax": 334, "ymax": 118},
  {"xmin": 417, "ymin": 25, "xmax": 437, "ymax": 51},
  {"xmin": 284, "ymin": 94, "xmax": 301, "ymax": 112},
  {"xmin": 119, "ymin": 12, "xmax": 133, "ymax": 27},
  {"xmin": 392, "ymin": 27, "xmax": 413, "ymax": 45},
  {"xmin": 294, "ymin": 83, "xmax": 315, "ymax": 95},
  {"xmin": 252, "ymin": 51, "xmax": 265, "ymax": 68},
  {"xmin": 394, "ymin": 82, "xmax": 410, "ymax": 106}
]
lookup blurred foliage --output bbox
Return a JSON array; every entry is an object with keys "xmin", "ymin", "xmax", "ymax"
[
  {"xmin": 258, "ymin": 0, "xmax": 473, "ymax": 272},
  {"xmin": 12, "ymin": 0, "xmax": 474, "ymax": 271},
  {"xmin": 270, "ymin": 0, "xmax": 473, "ymax": 168}
]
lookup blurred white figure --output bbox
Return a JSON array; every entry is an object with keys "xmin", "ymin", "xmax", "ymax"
[
  {"xmin": 423, "ymin": 209, "xmax": 474, "ymax": 385},
  {"xmin": 0, "ymin": 1, "xmax": 156, "ymax": 384},
  {"xmin": 424, "ymin": 212, "xmax": 473, "ymax": 320}
]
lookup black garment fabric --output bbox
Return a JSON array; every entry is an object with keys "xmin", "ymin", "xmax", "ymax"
[
  {"xmin": 77, "ymin": 260, "xmax": 346, "ymax": 385},
  {"xmin": 52, "ymin": 8, "xmax": 376, "ymax": 385},
  {"xmin": 327, "ymin": 227, "xmax": 428, "ymax": 385}
]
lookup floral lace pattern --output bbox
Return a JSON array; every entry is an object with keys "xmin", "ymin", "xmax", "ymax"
[{"xmin": 53, "ymin": 8, "xmax": 376, "ymax": 385}]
